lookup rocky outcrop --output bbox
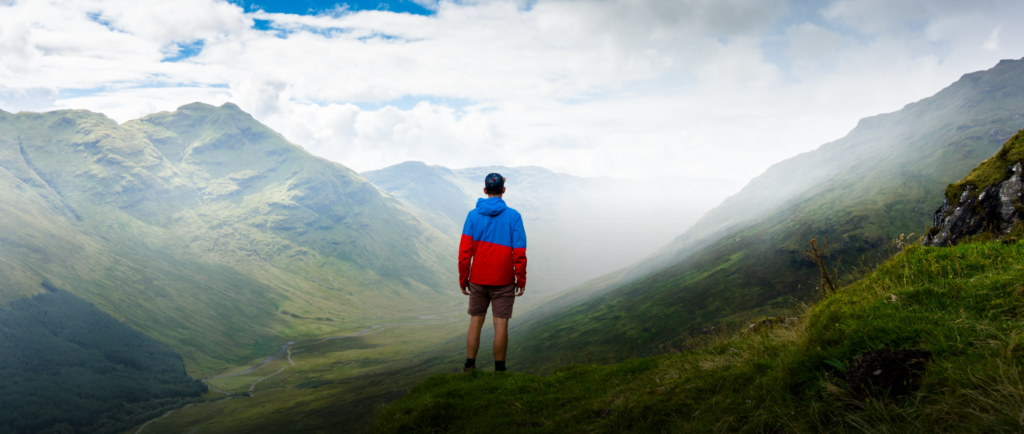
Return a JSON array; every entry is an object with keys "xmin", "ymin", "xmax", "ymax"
[{"xmin": 924, "ymin": 162, "xmax": 1024, "ymax": 246}]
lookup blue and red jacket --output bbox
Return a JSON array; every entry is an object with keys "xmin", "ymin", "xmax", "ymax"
[{"xmin": 459, "ymin": 197, "xmax": 527, "ymax": 288}]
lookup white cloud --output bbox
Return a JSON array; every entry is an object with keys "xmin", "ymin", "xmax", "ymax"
[
  {"xmin": 983, "ymin": 25, "xmax": 1001, "ymax": 51},
  {"xmin": 1, "ymin": 0, "xmax": 1024, "ymax": 183}
]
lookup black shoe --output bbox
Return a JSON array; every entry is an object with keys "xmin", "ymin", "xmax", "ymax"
[{"xmin": 462, "ymin": 366, "xmax": 476, "ymax": 373}]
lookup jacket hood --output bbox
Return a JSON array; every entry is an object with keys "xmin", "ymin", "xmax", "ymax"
[{"xmin": 475, "ymin": 197, "xmax": 508, "ymax": 216}]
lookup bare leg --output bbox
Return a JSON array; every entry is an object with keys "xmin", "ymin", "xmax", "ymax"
[
  {"xmin": 493, "ymin": 317, "xmax": 509, "ymax": 361},
  {"xmin": 466, "ymin": 315, "xmax": 486, "ymax": 359}
]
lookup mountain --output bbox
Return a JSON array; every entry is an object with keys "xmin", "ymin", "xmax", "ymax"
[
  {"xmin": 362, "ymin": 162, "xmax": 733, "ymax": 295},
  {"xmin": 360, "ymin": 161, "xmax": 477, "ymax": 238},
  {"xmin": 0, "ymin": 103, "xmax": 460, "ymax": 377},
  {"xmin": 507, "ymin": 58, "xmax": 1024, "ymax": 370}
]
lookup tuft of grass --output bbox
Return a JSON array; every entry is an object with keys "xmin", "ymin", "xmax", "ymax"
[{"xmin": 375, "ymin": 240, "xmax": 1024, "ymax": 433}]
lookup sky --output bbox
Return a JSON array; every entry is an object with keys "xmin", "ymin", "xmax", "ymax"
[{"xmin": 2, "ymin": 0, "xmax": 1023, "ymax": 187}]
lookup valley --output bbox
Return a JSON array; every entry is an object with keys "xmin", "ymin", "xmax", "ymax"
[
  {"xmin": 3, "ymin": 57, "xmax": 1024, "ymax": 434},
  {"xmin": 130, "ymin": 310, "xmax": 471, "ymax": 433}
]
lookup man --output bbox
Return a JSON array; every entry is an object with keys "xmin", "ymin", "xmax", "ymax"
[{"xmin": 459, "ymin": 173, "xmax": 527, "ymax": 373}]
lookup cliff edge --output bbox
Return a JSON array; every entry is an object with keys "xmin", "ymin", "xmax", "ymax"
[{"xmin": 925, "ymin": 128, "xmax": 1024, "ymax": 246}]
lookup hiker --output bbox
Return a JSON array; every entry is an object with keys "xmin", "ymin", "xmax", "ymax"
[{"xmin": 459, "ymin": 173, "xmax": 527, "ymax": 373}]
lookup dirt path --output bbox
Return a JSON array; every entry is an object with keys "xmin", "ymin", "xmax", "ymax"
[
  {"xmin": 247, "ymin": 347, "xmax": 295, "ymax": 396},
  {"xmin": 134, "ymin": 404, "xmax": 193, "ymax": 434}
]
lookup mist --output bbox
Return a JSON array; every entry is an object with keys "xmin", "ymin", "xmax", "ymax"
[{"xmin": 363, "ymin": 163, "xmax": 744, "ymax": 296}]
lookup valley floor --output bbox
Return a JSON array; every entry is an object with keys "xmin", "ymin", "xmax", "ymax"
[{"xmin": 123, "ymin": 310, "xmax": 473, "ymax": 434}]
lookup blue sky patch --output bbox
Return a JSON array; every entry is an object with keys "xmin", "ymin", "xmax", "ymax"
[
  {"xmin": 86, "ymin": 11, "xmax": 118, "ymax": 32},
  {"xmin": 231, "ymin": 0, "xmax": 434, "ymax": 16},
  {"xmin": 163, "ymin": 40, "xmax": 205, "ymax": 62}
]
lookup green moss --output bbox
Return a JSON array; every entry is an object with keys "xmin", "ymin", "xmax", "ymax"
[{"xmin": 945, "ymin": 129, "xmax": 1024, "ymax": 205}]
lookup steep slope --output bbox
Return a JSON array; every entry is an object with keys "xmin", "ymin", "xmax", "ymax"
[
  {"xmin": 0, "ymin": 103, "xmax": 459, "ymax": 376},
  {"xmin": 360, "ymin": 161, "xmax": 476, "ymax": 238},
  {"xmin": 508, "ymin": 58, "xmax": 1024, "ymax": 370},
  {"xmin": 124, "ymin": 103, "xmax": 456, "ymax": 294}
]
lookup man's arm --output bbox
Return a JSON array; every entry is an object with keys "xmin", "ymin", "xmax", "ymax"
[
  {"xmin": 511, "ymin": 214, "xmax": 527, "ymax": 295},
  {"xmin": 459, "ymin": 215, "xmax": 474, "ymax": 295}
]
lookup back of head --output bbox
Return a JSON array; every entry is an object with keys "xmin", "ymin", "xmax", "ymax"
[{"xmin": 485, "ymin": 173, "xmax": 505, "ymax": 195}]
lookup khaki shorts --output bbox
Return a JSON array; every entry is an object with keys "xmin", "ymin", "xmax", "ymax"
[{"xmin": 467, "ymin": 282, "xmax": 517, "ymax": 319}]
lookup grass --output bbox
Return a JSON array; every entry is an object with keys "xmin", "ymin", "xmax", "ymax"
[
  {"xmin": 127, "ymin": 311, "xmax": 474, "ymax": 434},
  {"xmin": 375, "ymin": 239, "xmax": 1024, "ymax": 433}
]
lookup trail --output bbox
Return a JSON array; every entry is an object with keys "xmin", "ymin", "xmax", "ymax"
[
  {"xmin": 134, "ymin": 404, "xmax": 193, "ymax": 434},
  {"xmin": 247, "ymin": 347, "xmax": 295, "ymax": 396}
]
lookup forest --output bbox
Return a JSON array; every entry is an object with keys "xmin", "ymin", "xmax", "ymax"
[{"xmin": 0, "ymin": 285, "xmax": 206, "ymax": 434}]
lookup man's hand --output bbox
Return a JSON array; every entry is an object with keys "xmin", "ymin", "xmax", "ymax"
[
  {"xmin": 461, "ymin": 286, "xmax": 471, "ymax": 296},
  {"xmin": 515, "ymin": 285, "xmax": 526, "ymax": 297}
]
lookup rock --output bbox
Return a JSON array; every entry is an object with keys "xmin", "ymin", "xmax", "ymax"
[
  {"xmin": 846, "ymin": 348, "xmax": 931, "ymax": 401},
  {"xmin": 741, "ymin": 316, "xmax": 798, "ymax": 333},
  {"xmin": 923, "ymin": 162, "xmax": 1024, "ymax": 246}
]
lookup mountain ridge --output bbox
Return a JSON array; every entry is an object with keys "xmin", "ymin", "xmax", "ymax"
[
  {"xmin": 0, "ymin": 103, "xmax": 461, "ymax": 377},
  {"xmin": 505, "ymin": 57, "xmax": 1024, "ymax": 371}
]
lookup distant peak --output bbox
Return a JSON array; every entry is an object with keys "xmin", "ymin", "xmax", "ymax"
[
  {"xmin": 175, "ymin": 102, "xmax": 247, "ymax": 114},
  {"xmin": 177, "ymin": 102, "xmax": 216, "ymax": 111},
  {"xmin": 997, "ymin": 57, "xmax": 1024, "ymax": 66}
]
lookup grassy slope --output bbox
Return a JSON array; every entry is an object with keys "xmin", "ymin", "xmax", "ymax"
[
  {"xmin": 377, "ymin": 239, "xmax": 1024, "ymax": 433},
  {"xmin": 0, "ymin": 289, "xmax": 204, "ymax": 434},
  {"xmin": 0, "ymin": 104, "xmax": 460, "ymax": 376},
  {"xmin": 506, "ymin": 58, "xmax": 1024, "ymax": 372},
  {"xmin": 361, "ymin": 161, "xmax": 476, "ymax": 238}
]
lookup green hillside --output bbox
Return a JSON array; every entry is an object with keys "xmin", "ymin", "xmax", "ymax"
[
  {"xmin": 0, "ymin": 103, "xmax": 460, "ymax": 377},
  {"xmin": 0, "ymin": 287, "xmax": 204, "ymax": 434},
  {"xmin": 507, "ymin": 58, "xmax": 1024, "ymax": 372},
  {"xmin": 376, "ymin": 229, "xmax": 1024, "ymax": 433},
  {"xmin": 361, "ymin": 161, "xmax": 476, "ymax": 238}
]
